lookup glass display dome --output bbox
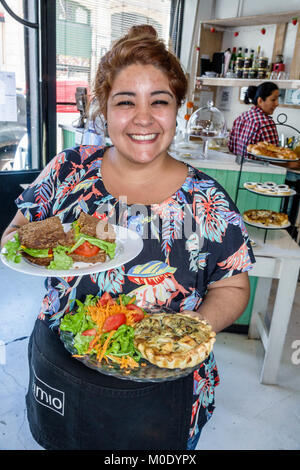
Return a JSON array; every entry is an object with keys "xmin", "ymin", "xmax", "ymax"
[{"xmin": 187, "ymin": 100, "xmax": 226, "ymax": 158}]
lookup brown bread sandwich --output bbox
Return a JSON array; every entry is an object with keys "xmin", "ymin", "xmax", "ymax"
[
  {"xmin": 17, "ymin": 216, "xmax": 70, "ymax": 266},
  {"xmin": 3, "ymin": 213, "xmax": 116, "ymax": 269},
  {"xmin": 66, "ymin": 212, "xmax": 116, "ymax": 264}
]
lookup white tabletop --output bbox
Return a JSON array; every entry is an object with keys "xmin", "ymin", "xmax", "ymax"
[
  {"xmin": 248, "ymin": 226, "xmax": 300, "ymax": 260},
  {"xmin": 169, "ymin": 145, "xmax": 287, "ymax": 175}
]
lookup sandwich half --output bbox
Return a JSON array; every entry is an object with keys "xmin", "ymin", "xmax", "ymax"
[
  {"xmin": 66, "ymin": 212, "xmax": 116, "ymax": 264},
  {"xmin": 18, "ymin": 216, "xmax": 70, "ymax": 266}
]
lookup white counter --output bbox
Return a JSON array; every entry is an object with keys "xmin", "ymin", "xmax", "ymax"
[{"xmin": 169, "ymin": 145, "xmax": 287, "ymax": 175}]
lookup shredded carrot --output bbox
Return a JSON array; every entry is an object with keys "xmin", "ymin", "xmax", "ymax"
[
  {"xmin": 87, "ymin": 300, "xmax": 143, "ymax": 331},
  {"xmin": 97, "ymin": 329, "xmax": 116, "ymax": 363},
  {"xmin": 107, "ymin": 354, "xmax": 140, "ymax": 369}
]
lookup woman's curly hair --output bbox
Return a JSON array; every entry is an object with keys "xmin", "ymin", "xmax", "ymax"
[{"xmin": 92, "ymin": 24, "xmax": 187, "ymax": 118}]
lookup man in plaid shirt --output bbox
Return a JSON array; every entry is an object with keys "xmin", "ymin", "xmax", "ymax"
[{"xmin": 228, "ymin": 83, "xmax": 279, "ymax": 158}]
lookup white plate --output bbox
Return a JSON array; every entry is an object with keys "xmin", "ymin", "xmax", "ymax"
[
  {"xmin": 248, "ymin": 151, "xmax": 299, "ymax": 163},
  {"xmin": 168, "ymin": 143, "xmax": 203, "ymax": 159},
  {"xmin": 243, "ymin": 218, "xmax": 291, "ymax": 230},
  {"xmin": 243, "ymin": 183, "xmax": 296, "ymax": 198},
  {"xmin": 0, "ymin": 224, "xmax": 143, "ymax": 277}
]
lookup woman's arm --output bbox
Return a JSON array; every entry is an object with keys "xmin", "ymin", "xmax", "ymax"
[
  {"xmin": 1, "ymin": 210, "xmax": 29, "ymax": 247},
  {"xmin": 258, "ymin": 122, "xmax": 279, "ymax": 146},
  {"xmin": 184, "ymin": 272, "xmax": 250, "ymax": 333}
]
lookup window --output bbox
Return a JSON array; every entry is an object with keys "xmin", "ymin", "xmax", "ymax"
[
  {"xmin": 0, "ymin": 0, "xmax": 40, "ymax": 172},
  {"xmin": 56, "ymin": 0, "xmax": 173, "ymax": 152}
]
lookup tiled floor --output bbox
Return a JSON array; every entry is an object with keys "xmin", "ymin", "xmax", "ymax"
[{"xmin": 0, "ymin": 262, "xmax": 299, "ymax": 450}]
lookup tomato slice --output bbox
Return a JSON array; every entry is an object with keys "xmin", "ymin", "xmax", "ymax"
[
  {"xmin": 131, "ymin": 312, "xmax": 144, "ymax": 323},
  {"xmin": 126, "ymin": 304, "xmax": 144, "ymax": 313},
  {"xmin": 98, "ymin": 292, "xmax": 114, "ymax": 306},
  {"xmin": 81, "ymin": 328, "xmax": 97, "ymax": 336},
  {"xmin": 102, "ymin": 313, "xmax": 126, "ymax": 332},
  {"xmin": 126, "ymin": 304, "xmax": 144, "ymax": 322},
  {"xmin": 73, "ymin": 241, "xmax": 100, "ymax": 257}
]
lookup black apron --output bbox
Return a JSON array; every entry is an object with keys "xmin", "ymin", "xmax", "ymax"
[{"xmin": 26, "ymin": 319, "xmax": 194, "ymax": 450}]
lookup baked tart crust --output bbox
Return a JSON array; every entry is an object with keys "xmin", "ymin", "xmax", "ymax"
[{"xmin": 133, "ymin": 313, "xmax": 216, "ymax": 369}]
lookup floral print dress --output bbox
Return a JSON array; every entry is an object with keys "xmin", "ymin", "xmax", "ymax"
[{"xmin": 16, "ymin": 145, "xmax": 255, "ymax": 448}]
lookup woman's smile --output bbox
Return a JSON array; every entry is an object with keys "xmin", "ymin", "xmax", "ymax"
[{"xmin": 128, "ymin": 133, "xmax": 159, "ymax": 143}]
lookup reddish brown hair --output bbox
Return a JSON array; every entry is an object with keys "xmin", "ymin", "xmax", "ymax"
[{"xmin": 92, "ymin": 24, "xmax": 187, "ymax": 118}]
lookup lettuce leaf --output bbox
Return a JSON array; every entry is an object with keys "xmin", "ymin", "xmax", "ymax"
[
  {"xmin": 22, "ymin": 246, "xmax": 52, "ymax": 258},
  {"xmin": 60, "ymin": 310, "xmax": 96, "ymax": 335},
  {"xmin": 73, "ymin": 333, "xmax": 94, "ymax": 355},
  {"xmin": 48, "ymin": 246, "xmax": 73, "ymax": 270},
  {"xmin": 75, "ymin": 295, "xmax": 99, "ymax": 314},
  {"xmin": 3, "ymin": 234, "xmax": 21, "ymax": 263}
]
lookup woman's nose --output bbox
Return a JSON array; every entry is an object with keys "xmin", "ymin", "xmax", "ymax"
[{"xmin": 132, "ymin": 105, "xmax": 154, "ymax": 126}]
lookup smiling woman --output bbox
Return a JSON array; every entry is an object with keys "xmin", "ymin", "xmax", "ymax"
[{"xmin": 1, "ymin": 24, "xmax": 254, "ymax": 452}]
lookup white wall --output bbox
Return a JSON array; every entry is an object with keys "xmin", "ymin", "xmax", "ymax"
[
  {"xmin": 219, "ymin": 18, "xmax": 299, "ymax": 133},
  {"xmin": 216, "ymin": 0, "xmax": 300, "ymax": 18},
  {"xmin": 181, "ymin": 0, "xmax": 214, "ymax": 71}
]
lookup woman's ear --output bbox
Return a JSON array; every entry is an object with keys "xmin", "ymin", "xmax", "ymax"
[{"xmin": 257, "ymin": 96, "xmax": 263, "ymax": 108}]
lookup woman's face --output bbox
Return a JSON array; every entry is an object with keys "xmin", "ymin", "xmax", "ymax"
[
  {"xmin": 257, "ymin": 89, "xmax": 279, "ymax": 115},
  {"xmin": 106, "ymin": 64, "xmax": 177, "ymax": 165}
]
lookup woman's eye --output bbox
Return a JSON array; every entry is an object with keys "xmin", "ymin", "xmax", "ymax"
[
  {"xmin": 152, "ymin": 100, "xmax": 169, "ymax": 106},
  {"xmin": 116, "ymin": 100, "xmax": 134, "ymax": 106}
]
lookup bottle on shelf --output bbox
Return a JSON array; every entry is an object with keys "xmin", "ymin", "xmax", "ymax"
[
  {"xmin": 224, "ymin": 48, "xmax": 232, "ymax": 75},
  {"xmin": 253, "ymin": 45, "xmax": 261, "ymax": 69},
  {"xmin": 236, "ymin": 47, "xmax": 245, "ymax": 69},
  {"xmin": 229, "ymin": 46, "xmax": 237, "ymax": 71},
  {"xmin": 237, "ymin": 47, "xmax": 243, "ymax": 58}
]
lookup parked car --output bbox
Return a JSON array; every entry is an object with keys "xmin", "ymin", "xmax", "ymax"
[{"xmin": 56, "ymin": 79, "xmax": 89, "ymax": 113}]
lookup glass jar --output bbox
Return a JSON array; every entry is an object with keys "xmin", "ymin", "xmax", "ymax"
[
  {"xmin": 242, "ymin": 68, "xmax": 250, "ymax": 79},
  {"xmin": 236, "ymin": 57, "xmax": 245, "ymax": 68},
  {"xmin": 187, "ymin": 100, "xmax": 226, "ymax": 159},
  {"xmin": 249, "ymin": 68, "xmax": 258, "ymax": 79},
  {"xmin": 244, "ymin": 57, "xmax": 252, "ymax": 68},
  {"xmin": 258, "ymin": 57, "xmax": 268, "ymax": 68},
  {"xmin": 235, "ymin": 67, "xmax": 243, "ymax": 78},
  {"xmin": 257, "ymin": 68, "xmax": 267, "ymax": 79},
  {"xmin": 293, "ymin": 137, "xmax": 300, "ymax": 158}
]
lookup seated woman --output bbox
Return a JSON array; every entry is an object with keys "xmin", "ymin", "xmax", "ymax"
[{"xmin": 228, "ymin": 82, "xmax": 279, "ymax": 158}]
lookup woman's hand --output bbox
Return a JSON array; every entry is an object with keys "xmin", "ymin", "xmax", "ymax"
[
  {"xmin": 182, "ymin": 272, "xmax": 250, "ymax": 333},
  {"xmin": 1, "ymin": 210, "xmax": 29, "ymax": 247}
]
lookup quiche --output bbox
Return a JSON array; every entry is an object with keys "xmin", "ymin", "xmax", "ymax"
[
  {"xmin": 247, "ymin": 142, "xmax": 298, "ymax": 160},
  {"xmin": 243, "ymin": 209, "xmax": 289, "ymax": 227},
  {"xmin": 133, "ymin": 313, "xmax": 216, "ymax": 370}
]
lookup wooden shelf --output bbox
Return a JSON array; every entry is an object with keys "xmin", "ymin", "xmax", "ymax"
[
  {"xmin": 197, "ymin": 78, "xmax": 300, "ymax": 89},
  {"xmin": 202, "ymin": 11, "xmax": 300, "ymax": 28}
]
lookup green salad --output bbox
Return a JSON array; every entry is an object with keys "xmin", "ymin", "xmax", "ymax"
[{"xmin": 60, "ymin": 293, "xmax": 145, "ymax": 366}]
